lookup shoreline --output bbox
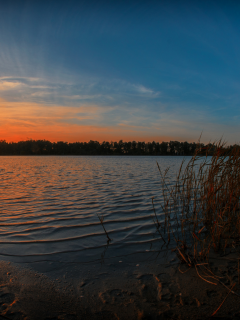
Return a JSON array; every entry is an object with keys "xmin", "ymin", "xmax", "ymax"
[{"xmin": 0, "ymin": 252, "xmax": 240, "ymax": 320}]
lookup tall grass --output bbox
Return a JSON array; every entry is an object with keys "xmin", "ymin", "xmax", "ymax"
[{"xmin": 155, "ymin": 140, "xmax": 240, "ymax": 265}]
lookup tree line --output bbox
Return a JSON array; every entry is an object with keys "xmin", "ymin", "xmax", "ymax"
[{"xmin": 0, "ymin": 139, "xmax": 237, "ymax": 156}]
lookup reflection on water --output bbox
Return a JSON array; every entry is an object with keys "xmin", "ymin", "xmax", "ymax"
[{"xmin": 0, "ymin": 156, "xmax": 190, "ymax": 268}]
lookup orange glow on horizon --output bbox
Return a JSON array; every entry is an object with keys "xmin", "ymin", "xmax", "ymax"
[
  {"xmin": 0, "ymin": 97, "xmax": 196, "ymax": 144},
  {"xmin": 0, "ymin": 124, "xmax": 180, "ymax": 144}
]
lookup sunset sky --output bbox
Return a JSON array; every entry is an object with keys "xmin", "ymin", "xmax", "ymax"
[{"xmin": 1, "ymin": 0, "xmax": 240, "ymax": 144}]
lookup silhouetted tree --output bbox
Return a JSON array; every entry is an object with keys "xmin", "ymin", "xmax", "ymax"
[{"xmin": 0, "ymin": 139, "xmax": 219, "ymax": 156}]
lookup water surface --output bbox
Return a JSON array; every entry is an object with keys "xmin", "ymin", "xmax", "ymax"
[{"xmin": 0, "ymin": 156, "xmax": 189, "ymax": 274}]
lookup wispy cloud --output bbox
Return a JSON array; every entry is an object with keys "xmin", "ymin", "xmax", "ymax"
[
  {"xmin": 0, "ymin": 76, "xmax": 161, "ymax": 108},
  {"xmin": 133, "ymin": 84, "xmax": 160, "ymax": 96},
  {"xmin": 0, "ymin": 98, "xmax": 114, "ymax": 125},
  {"xmin": 0, "ymin": 81, "xmax": 22, "ymax": 91}
]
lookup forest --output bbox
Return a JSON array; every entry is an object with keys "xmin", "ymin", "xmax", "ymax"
[{"xmin": 0, "ymin": 139, "xmax": 237, "ymax": 156}]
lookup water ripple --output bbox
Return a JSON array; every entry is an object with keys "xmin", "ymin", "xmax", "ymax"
[{"xmin": 0, "ymin": 155, "xmax": 189, "ymax": 263}]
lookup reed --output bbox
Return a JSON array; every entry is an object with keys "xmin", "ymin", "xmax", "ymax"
[
  {"xmin": 154, "ymin": 140, "xmax": 240, "ymax": 316},
  {"xmin": 156, "ymin": 140, "xmax": 240, "ymax": 267},
  {"xmin": 97, "ymin": 213, "xmax": 112, "ymax": 243}
]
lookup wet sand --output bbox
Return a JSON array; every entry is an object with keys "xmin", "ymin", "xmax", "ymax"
[{"xmin": 0, "ymin": 252, "xmax": 240, "ymax": 320}]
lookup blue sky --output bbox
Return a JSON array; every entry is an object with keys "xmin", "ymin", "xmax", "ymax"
[{"xmin": 0, "ymin": 0, "xmax": 240, "ymax": 144}]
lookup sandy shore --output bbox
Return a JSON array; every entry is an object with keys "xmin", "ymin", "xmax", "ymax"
[{"xmin": 0, "ymin": 253, "xmax": 240, "ymax": 320}]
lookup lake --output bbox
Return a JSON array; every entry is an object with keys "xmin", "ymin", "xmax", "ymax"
[{"xmin": 0, "ymin": 156, "xmax": 190, "ymax": 277}]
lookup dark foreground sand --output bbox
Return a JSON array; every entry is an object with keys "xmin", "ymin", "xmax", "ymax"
[{"xmin": 0, "ymin": 253, "xmax": 240, "ymax": 320}]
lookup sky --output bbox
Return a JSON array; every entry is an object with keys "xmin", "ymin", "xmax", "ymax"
[{"xmin": 0, "ymin": 0, "xmax": 240, "ymax": 144}]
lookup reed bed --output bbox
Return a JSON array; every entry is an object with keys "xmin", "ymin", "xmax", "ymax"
[{"xmin": 153, "ymin": 140, "xmax": 240, "ymax": 295}]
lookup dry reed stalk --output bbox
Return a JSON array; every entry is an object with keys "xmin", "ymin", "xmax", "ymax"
[
  {"xmin": 97, "ymin": 214, "xmax": 112, "ymax": 243},
  {"xmin": 154, "ymin": 140, "xmax": 240, "ymax": 288},
  {"xmin": 151, "ymin": 197, "xmax": 166, "ymax": 244},
  {"xmin": 238, "ymin": 258, "xmax": 240, "ymax": 286},
  {"xmin": 211, "ymin": 283, "xmax": 236, "ymax": 317}
]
